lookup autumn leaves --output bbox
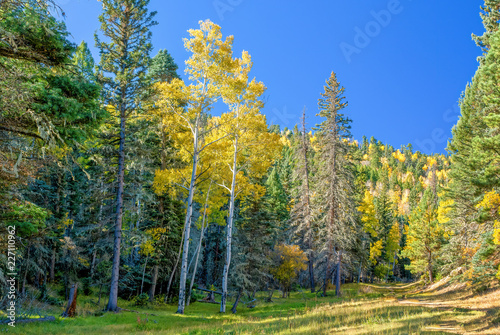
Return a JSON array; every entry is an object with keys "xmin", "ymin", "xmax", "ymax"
[{"xmin": 151, "ymin": 20, "xmax": 281, "ymax": 314}]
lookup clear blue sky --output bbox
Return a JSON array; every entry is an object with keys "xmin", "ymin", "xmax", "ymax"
[{"xmin": 57, "ymin": 0, "xmax": 485, "ymax": 154}]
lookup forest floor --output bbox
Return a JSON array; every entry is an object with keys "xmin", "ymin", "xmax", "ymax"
[{"xmin": 2, "ymin": 279, "xmax": 500, "ymax": 335}]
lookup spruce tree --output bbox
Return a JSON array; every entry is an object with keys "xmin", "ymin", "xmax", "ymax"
[
  {"xmin": 95, "ymin": 0, "xmax": 156, "ymax": 312},
  {"xmin": 314, "ymin": 72, "xmax": 356, "ymax": 296},
  {"xmin": 290, "ymin": 111, "xmax": 316, "ymax": 292}
]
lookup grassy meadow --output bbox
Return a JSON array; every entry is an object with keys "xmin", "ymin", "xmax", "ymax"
[{"xmin": 2, "ymin": 282, "xmax": 500, "ymax": 335}]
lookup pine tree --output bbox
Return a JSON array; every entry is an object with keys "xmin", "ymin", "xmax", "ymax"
[
  {"xmin": 290, "ymin": 111, "xmax": 316, "ymax": 292},
  {"xmin": 401, "ymin": 188, "xmax": 443, "ymax": 283},
  {"xmin": 314, "ymin": 72, "xmax": 356, "ymax": 296},
  {"xmin": 95, "ymin": 0, "xmax": 157, "ymax": 312}
]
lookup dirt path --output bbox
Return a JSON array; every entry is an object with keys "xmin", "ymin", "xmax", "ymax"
[{"xmin": 371, "ymin": 281, "xmax": 500, "ymax": 334}]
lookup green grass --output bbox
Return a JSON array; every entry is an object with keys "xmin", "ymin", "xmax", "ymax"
[{"xmin": 0, "ymin": 283, "xmax": 492, "ymax": 334}]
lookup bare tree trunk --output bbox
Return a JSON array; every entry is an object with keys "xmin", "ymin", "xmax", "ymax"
[
  {"xmin": 176, "ymin": 127, "xmax": 199, "ymax": 314},
  {"xmin": 428, "ymin": 250, "xmax": 433, "ymax": 283},
  {"xmin": 107, "ymin": 103, "xmax": 126, "ymax": 312},
  {"xmin": 62, "ymin": 284, "xmax": 78, "ymax": 317},
  {"xmin": 323, "ymin": 255, "xmax": 329, "ymax": 297},
  {"xmin": 300, "ymin": 111, "xmax": 315, "ymax": 293},
  {"xmin": 90, "ymin": 248, "xmax": 97, "ymax": 278},
  {"xmin": 308, "ymin": 258, "xmax": 315, "ymax": 293},
  {"xmin": 50, "ymin": 248, "xmax": 56, "ymax": 282},
  {"xmin": 266, "ymin": 289, "xmax": 274, "ymax": 302},
  {"xmin": 149, "ymin": 264, "xmax": 159, "ymax": 302},
  {"xmin": 221, "ymin": 136, "xmax": 238, "ymax": 313},
  {"xmin": 357, "ymin": 261, "xmax": 362, "ymax": 284},
  {"xmin": 166, "ymin": 225, "xmax": 185, "ymax": 303},
  {"xmin": 187, "ymin": 182, "xmax": 212, "ymax": 306},
  {"xmin": 231, "ymin": 289, "xmax": 242, "ymax": 314},
  {"xmin": 335, "ymin": 250, "xmax": 342, "ymax": 297}
]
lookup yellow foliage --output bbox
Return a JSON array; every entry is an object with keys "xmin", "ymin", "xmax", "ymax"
[
  {"xmin": 386, "ymin": 223, "xmax": 401, "ymax": 262},
  {"xmin": 426, "ymin": 157, "xmax": 437, "ymax": 168},
  {"xmin": 370, "ymin": 240, "xmax": 383, "ymax": 264},
  {"xmin": 493, "ymin": 222, "xmax": 500, "ymax": 245},
  {"xmin": 358, "ymin": 190, "xmax": 379, "ymax": 237},
  {"xmin": 280, "ymin": 135, "xmax": 291, "ymax": 147},
  {"xmin": 271, "ymin": 244, "xmax": 307, "ymax": 289},
  {"xmin": 476, "ymin": 190, "xmax": 500, "ymax": 211},
  {"xmin": 392, "ymin": 149, "xmax": 406, "ymax": 163},
  {"xmin": 411, "ymin": 152, "xmax": 419, "ymax": 161},
  {"xmin": 437, "ymin": 198, "xmax": 454, "ymax": 225},
  {"xmin": 139, "ymin": 239, "xmax": 155, "ymax": 257}
]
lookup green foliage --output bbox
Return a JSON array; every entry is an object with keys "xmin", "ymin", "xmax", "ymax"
[
  {"xmin": 134, "ymin": 293, "xmax": 150, "ymax": 306},
  {"xmin": 2, "ymin": 200, "xmax": 49, "ymax": 236}
]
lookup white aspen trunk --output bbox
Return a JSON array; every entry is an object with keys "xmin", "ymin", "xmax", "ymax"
[
  {"xmin": 176, "ymin": 125, "xmax": 199, "ymax": 314},
  {"xmin": 220, "ymin": 136, "xmax": 238, "ymax": 313},
  {"xmin": 165, "ymin": 225, "xmax": 185, "ymax": 303},
  {"xmin": 187, "ymin": 182, "xmax": 212, "ymax": 306}
]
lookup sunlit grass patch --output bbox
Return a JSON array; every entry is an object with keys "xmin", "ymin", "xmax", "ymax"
[{"xmin": 3, "ymin": 283, "xmax": 498, "ymax": 335}]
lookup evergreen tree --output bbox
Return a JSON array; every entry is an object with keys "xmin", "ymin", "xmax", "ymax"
[
  {"xmin": 314, "ymin": 72, "xmax": 356, "ymax": 296},
  {"xmin": 95, "ymin": 0, "xmax": 157, "ymax": 312},
  {"xmin": 290, "ymin": 111, "xmax": 316, "ymax": 292}
]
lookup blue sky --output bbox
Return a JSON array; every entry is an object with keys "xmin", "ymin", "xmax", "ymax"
[{"xmin": 57, "ymin": 0, "xmax": 485, "ymax": 154}]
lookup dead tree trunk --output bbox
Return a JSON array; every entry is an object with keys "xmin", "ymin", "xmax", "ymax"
[
  {"xmin": 62, "ymin": 284, "xmax": 78, "ymax": 317},
  {"xmin": 231, "ymin": 289, "xmax": 242, "ymax": 314}
]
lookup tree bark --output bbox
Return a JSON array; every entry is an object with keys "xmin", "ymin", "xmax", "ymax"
[
  {"xmin": 50, "ymin": 248, "xmax": 56, "ymax": 282},
  {"xmin": 165, "ymin": 225, "xmax": 185, "ymax": 303},
  {"xmin": 323, "ymin": 255, "xmax": 329, "ymax": 297},
  {"xmin": 357, "ymin": 261, "xmax": 362, "ymax": 284},
  {"xmin": 176, "ymin": 126, "xmax": 199, "ymax": 314},
  {"xmin": 90, "ymin": 248, "xmax": 97, "ymax": 278},
  {"xmin": 149, "ymin": 264, "xmax": 159, "ymax": 302},
  {"xmin": 231, "ymin": 289, "xmax": 242, "ymax": 314},
  {"xmin": 220, "ymin": 136, "xmax": 238, "ymax": 313},
  {"xmin": 187, "ymin": 182, "xmax": 212, "ymax": 306},
  {"xmin": 300, "ymin": 111, "xmax": 315, "ymax": 293},
  {"xmin": 62, "ymin": 284, "xmax": 78, "ymax": 317},
  {"xmin": 335, "ymin": 250, "xmax": 342, "ymax": 297},
  {"xmin": 308, "ymin": 258, "xmax": 315, "ymax": 293},
  {"xmin": 428, "ymin": 250, "xmax": 433, "ymax": 283}
]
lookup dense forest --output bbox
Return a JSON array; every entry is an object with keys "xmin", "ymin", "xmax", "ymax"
[{"xmin": 1, "ymin": 0, "xmax": 500, "ymax": 332}]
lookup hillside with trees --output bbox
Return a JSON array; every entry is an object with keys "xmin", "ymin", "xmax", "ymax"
[{"xmin": 1, "ymin": 1, "xmax": 500, "ymax": 334}]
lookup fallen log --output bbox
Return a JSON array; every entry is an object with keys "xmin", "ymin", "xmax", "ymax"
[
  {"xmin": 197, "ymin": 300, "xmax": 220, "ymax": 304},
  {"xmin": 196, "ymin": 288, "xmax": 224, "ymax": 295}
]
